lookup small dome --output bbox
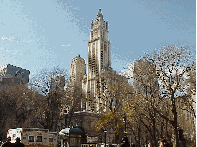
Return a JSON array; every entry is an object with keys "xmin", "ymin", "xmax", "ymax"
[{"xmin": 69, "ymin": 128, "xmax": 84, "ymax": 135}]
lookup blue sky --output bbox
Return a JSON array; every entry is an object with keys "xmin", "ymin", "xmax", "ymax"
[{"xmin": 0, "ymin": 0, "xmax": 195, "ymax": 78}]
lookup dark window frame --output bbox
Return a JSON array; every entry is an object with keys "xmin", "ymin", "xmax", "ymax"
[
  {"xmin": 49, "ymin": 138, "xmax": 53, "ymax": 142},
  {"xmin": 36, "ymin": 136, "xmax": 42, "ymax": 142},
  {"xmin": 29, "ymin": 136, "xmax": 34, "ymax": 142}
]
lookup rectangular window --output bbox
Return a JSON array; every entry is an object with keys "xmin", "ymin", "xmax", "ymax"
[
  {"xmin": 37, "ymin": 136, "xmax": 42, "ymax": 142},
  {"xmin": 49, "ymin": 138, "xmax": 53, "ymax": 142},
  {"xmin": 29, "ymin": 136, "xmax": 34, "ymax": 142}
]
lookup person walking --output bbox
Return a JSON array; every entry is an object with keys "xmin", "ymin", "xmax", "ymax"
[
  {"xmin": 163, "ymin": 139, "xmax": 169, "ymax": 147},
  {"xmin": 158, "ymin": 138, "xmax": 162, "ymax": 146},
  {"xmin": 168, "ymin": 141, "xmax": 173, "ymax": 147},
  {"xmin": 2, "ymin": 137, "xmax": 13, "ymax": 147},
  {"xmin": 13, "ymin": 138, "xmax": 24, "ymax": 147},
  {"xmin": 159, "ymin": 139, "xmax": 169, "ymax": 147},
  {"xmin": 121, "ymin": 137, "xmax": 130, "ymax": 147},
  {"xmin": 148, "ymin": 141, "xmax": 151, "ymax": 147}
]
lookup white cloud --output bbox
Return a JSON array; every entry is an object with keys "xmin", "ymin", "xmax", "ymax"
[
  {"xmin": 1, "ymin": 36, "xmax": 33, "ymax": 42},
  {"xmin": 1, "ymin": 36, "xmax": 16, "ymax": 41},
  {"xmin": 62, "ymin": 44, "xmax": 71, "ymax": 47},
  {"xmin": 16, "ymin": 39, "xmax": 33, "ymax": 42}
]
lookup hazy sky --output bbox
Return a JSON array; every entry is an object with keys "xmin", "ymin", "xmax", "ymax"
[{"xmin": 0, "ymin": 0, "xmax": 195, "ymax": 78}]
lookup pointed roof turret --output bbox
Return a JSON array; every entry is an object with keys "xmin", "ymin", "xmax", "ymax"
[
  {"xmin": 97, "ymin": 8, "xmax": 103, "ymax": 20},
  {"xmin": 98, "ymin": 9, "xmax": 101, "ymax": 14}
]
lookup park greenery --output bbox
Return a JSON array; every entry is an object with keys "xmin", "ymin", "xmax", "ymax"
[
  {"xmin": 95, "ymin": 44, "xmax": 196, "ymax": 147},
  {"xmin": 0, "ymin": 44, "xmax": 195, "ymax": 147}
]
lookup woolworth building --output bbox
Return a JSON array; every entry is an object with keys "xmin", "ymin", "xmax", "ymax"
[{"xmin": 60, "ymin": 9, "xmax": 129, "ymax": 142}]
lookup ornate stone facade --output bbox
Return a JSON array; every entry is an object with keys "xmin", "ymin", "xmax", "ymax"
[
  {"xmin": 62, "ymin": 9, "xmax": 127, "ymax": 114},
  {"xmin": 60, "ymin": 9, "xmax": 129, "ymax": 143}
]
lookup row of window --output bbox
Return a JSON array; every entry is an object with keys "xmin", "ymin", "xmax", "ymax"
[
  {"xmin": 27, "ymin": 136, "xmax": 53, "ymax": 142},
  {"xmin": 92, "ymin": 22, "xmax": 108, "ymax": 30}
]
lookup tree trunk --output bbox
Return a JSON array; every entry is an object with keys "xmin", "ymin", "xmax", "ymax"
[
  {"xmin": 153, "ymin": 117, "xmax": 158, "ymax": 147},
  {"xmin": 161, "ymin": 121, "xmax": 163, "ymax": 139},
  {"xmin": 173, "ymin": 111, "xmax": 179, "ymax": 147},
  {"xmin": 138, "ymin": 125, "xmax": 141, "ymax": 147},
  {"xmin": 171, "ymin": 92, "xmax": 179, "ymax": 147}
]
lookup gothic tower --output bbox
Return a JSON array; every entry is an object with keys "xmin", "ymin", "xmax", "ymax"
[{"xmin": 86, "ymin": 9, "xmax": 111, "ymax": 112}]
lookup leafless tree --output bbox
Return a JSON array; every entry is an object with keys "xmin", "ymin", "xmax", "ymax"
[
  {"xmin": 30, "ymin": 66, "xmax": 68, "ymax": 131},
  {"xmin": 62, "ymin": 83, "xmax": 85, "ymax": 127},
  {"xmin": 126, "ymin": 59, "xmax": 161, "ymax": 147},
  {"xmin": 95, "ymin": 74, "xmax": 134, "ymax": 144},
  {"xmin": 0, "ymin": 84, "xmax": 44, "ymax": 140},
  {"xmin": 126, "ymin": 44, "xmax": 195, "ymax": 147}
]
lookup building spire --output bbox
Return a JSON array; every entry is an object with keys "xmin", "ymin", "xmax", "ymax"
[
  {"xmin": 97, "ymin": 8, "xmax": 103, "ymax": 19},
  {"xmin": 98, "ymin": 8, "xmax": 101, "ymax": 14}
]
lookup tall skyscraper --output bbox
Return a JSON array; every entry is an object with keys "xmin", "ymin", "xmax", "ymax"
[
  {"xmin": 63, "ymin": 9, "xmax": 127, "ymax": 114},
  {"xmin": 60, "ymin": 9, "xmax": 130, "ymax": 142},
  {"xmin": 85, "ymin": 9, "xmax": 111, "ymax": 112}
]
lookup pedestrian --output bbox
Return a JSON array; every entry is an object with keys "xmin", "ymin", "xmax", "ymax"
[
  {"xmin": 162, "ymin": 139, "xmax": 168, "ymax": 147},
  {"xmin": 168, "ymin": 141, "xmax": 173, "ymax": 147},
  {"xmin": 159, "ymin": 139, "xmax": 169, "ymax": 147},
  {"xmin": 13, "ymin": 138, "xmax": 24, "ymax": 147},
  {"xmin": 2, "ymin": 137, "xmax": 13, "ymax": 147},
  {"xmin": 148, "ymin": 141, "xmax": 151, "ymax": 147},
  {"xmin": 121, "ymin": 137, "xmax": 130, "ymax": 147},
  {"xmin": 158, "ymin": 138, "xmax": 162, "ymax": 146},
  {"xmin": 121, "ymin": 137, "xmax": 125, "ymax": 147}
]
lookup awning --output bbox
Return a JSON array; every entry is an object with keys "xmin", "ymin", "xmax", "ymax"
[
  {"xmin": 59, "ymin": 128, "xmax": 70, "ymax": 135},
  {"xmin": 59, "ymin": 128, "xmax": 84, "ymax": 135}
]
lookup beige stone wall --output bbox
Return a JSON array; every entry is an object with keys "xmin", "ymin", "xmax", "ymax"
[
  {"xmin": 70, "ymin": 55, "xmax": 86, "ymax": 86},
  {"xmin": 60, "ymin": 10, "xmax": 131, "ymax": 144},
  {"xmin": 85, "ymin": 9, "xmax": 113, "ymax": 113}
]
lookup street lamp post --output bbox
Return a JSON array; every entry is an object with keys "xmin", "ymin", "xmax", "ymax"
[
  {"xmin": 123, "ymin": 113, "xmax": 127, "ymax": 135},
  {"xmin": 104, "ymin": 130, "xmax": 107, "ymax": 147},
  {"xmin": 123, "ymin": 92, "xmax": 133, "ymax": 137}
]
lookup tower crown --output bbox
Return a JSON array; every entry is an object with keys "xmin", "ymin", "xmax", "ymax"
[
  {"xmin": 90, "ymin": 9, "xmax": 109, "ymax": 41},
  {"xmin": 97, "ymin": 9, "xmax": 103, "ymax": 20}
]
